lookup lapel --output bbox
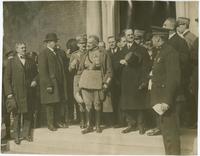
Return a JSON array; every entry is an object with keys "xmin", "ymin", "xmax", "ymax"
[
  {"xmin": 46, "ymin": 48, "xmax": 57, "ymax": 59},
  {"xmin": 15, "ymin": 55, "xmax": 25, "ymax": 70}
]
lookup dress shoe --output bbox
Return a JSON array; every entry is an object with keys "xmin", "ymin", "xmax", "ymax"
[
  {"xmin": 96, "ymin": 126, "xmax": 102, "ymax": 133},
  {"xmin": 147, "ymin": 128, "xmax": 161, "ymax": 136},
  {"xmin": 81, "ymin": 127, "xmax": 93, "ymax": 134},
  {"xmin": 113, "ymin": 124, "xmax": 124, "ymax": 128},
  {"xmin": 80, "ymin": 123, "xmax": 86, "ymax": 129},
  {"xmin": 139, "ymin": 127, "xmax": 146, "ymax": 135},
  {"xmin": 14, "ymin": 138, "xmax": 20, "ymax": 145},
  {"xmin": 121, "ymin": 126, "xmax": 136, "ymax": 133},
  {"xmin": 63, "ymin": 123, "xmax": 69, "ymax": 128},
  {"xmin": 23, "ymin": 136, "xmax": 33, "ymax": 142},
  {"xmin": 56, "ymin": 122, "xmax": 65, "ymax": 128},
  {"xmin": 48, "ymin": 125, "xmax": 57, "ymax": 131}
]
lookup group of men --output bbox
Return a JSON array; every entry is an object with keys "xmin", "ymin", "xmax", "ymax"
[{"xmin": 2, "ymin": 16, "xmax": 198, "ymax": 155}]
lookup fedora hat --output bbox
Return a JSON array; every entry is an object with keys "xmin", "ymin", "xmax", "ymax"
[{"xmin": 44, "ymin": 33, "xmax": 59, "ymax": 42}]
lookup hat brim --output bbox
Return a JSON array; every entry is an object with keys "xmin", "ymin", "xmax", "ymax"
[{"xmin": 44, "ymin": 39, "xmax": 59, "ymax": 42}]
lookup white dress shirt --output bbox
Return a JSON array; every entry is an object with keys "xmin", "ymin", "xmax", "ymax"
[{"xmin": 18, "ymin": 54, "xmax": 25, "ymax": 66}]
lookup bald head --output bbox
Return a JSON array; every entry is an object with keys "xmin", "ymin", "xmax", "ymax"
[{"xmin": 163, "ymin": 17, "xmax": 176, "ymax": 31}]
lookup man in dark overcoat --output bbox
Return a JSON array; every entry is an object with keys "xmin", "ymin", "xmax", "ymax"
[
  {"xmin": 38, "ymin": 33, "xmax": 68, "ymax": 131},
  {"xmin": 106, "ymin": 36, "xmax": 123, "ymax": 127},
  {"xmin": 163, "ymin": 18, "xmax": 191, "ymax": 127},
  {"xmin": 118, "ymin": 29, "xmax": 149, "ymax": 134},
  {"xmin": 177, "ymin": 17, "xmax": 198, "ymax": 127},
  {"xmin": 150, "ymin": 26, "xmax": 181, "ymax": 155},
  {"xmin": 4, "ymin": 42, "xmax": 38, "ymax": 144}
]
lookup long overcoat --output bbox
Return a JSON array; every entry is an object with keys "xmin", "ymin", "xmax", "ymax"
[
  {"xmin": 150, "ymin": 43, "xmax": 181, "ymax": 107},
  {"xmin": 38, "ymin": 47, "xmax": 68, "ymax": 104},
  {"xmin": 77, "ymin": 48, "xmax": 113, "ymax": 112},
  {"xmin": 119, "ymin": 42, "xmax": 150, "ymax": 110},
  {"xmin": 4, "ymin": 54, "xmax": 38, "ymax": 113},
  {"xmin": 167, "ymin": 33, "xmax": 191, "ymax": 93}
]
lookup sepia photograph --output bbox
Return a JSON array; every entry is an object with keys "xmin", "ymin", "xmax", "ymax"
[{"xmin": 1, "ymin": 0, "xmax": 198, "ymax": 155}]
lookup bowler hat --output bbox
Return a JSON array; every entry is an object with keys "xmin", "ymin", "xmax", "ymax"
[{"xmin": 44, "ymin": 33, "xmax": 59, "ymax": 42}]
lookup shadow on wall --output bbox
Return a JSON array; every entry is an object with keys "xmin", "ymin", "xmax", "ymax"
[{"xmin": 3, "ymin": 1, "xmax": 87, "ymax": 53}]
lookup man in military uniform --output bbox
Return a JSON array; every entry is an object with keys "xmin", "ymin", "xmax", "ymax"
[
  {"xmin": 38, "ymin": 33, "xmax": 68, "ymax": 131},
  {"xmin": 69, "ymin": 36, "xmax": 87, "ymax": 129},
  {"xmin": 4, "ymin": 42, "xmax": 38, "ymax": 144},
  {"xmin": 150, "ymin": 26, "xmax": 181, "ymax": 155},
  {"xmin": 78, "ymin": 35, "xmax": 113, "ymax": 134}
]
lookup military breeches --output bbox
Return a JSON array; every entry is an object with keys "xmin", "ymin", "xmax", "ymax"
[
  {"xmin": 81, "ymin": 89, "xmax": 101, "ymax": 111},
  {"xmin": 160, "ymin": 109, "xmax": 180, "ymax": 155},
  {"xmin": 13, "ymin": 112, "xmax": 33, "ymax": 138}
]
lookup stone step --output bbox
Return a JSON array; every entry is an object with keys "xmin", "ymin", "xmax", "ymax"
[{"xmin": 7, "ymin": 126, "xmax": 197, "ymax": 155}]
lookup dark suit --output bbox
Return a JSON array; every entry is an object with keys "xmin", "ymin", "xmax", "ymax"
[
  {"xmin": 183, "ymin": 31, "xmax": 198, "ymax": 126},
  {"xmin": 150, "ymin": 43, "xmax": 181, "ymax": 155},
  {"xmin": 38, "ymin": 47, "xmax": 68, "ymax": 127},
  {"xmin": 119, "ymin": 42, "xmax": 149, "ymax": 129},
  {"xmin": 107, "ymin": 47, "xmax": 123, "ymax": 125},
  {"xmin": 4, "ymin": 54, "xmax": 38, "ymax": 139}
]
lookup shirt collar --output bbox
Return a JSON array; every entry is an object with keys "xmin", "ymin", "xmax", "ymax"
[
  {"xmin": 47, "ymin": 46, "xmax": 55, "ymax": 52},
  {"xmin": 17, "ymin": 53, "xmax": 25, "ymax": 59},
  {"xmin": 169, "ymin": 32, "xmax": 176, "ymax": 39},
  {"xmin": 182, "ymin": 29, "xmax": 190, "ymax": 36}
]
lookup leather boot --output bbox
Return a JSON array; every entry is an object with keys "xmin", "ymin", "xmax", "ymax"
[
  {"xmin": 95, "ymin": 110, "xmax": 102, "ymax": 133},
  {"xmin": 81, "ymin": 110, "xmax": 93, "ymax": 134},
  {"xmin": 80, "ymin": 112, "xmax": 86, "ymax": 129}
]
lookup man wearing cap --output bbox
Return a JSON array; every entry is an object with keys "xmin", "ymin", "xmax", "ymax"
[
  {"xmin": 69, "ymin": 36, "xmax": 87, "ymax": 129},
  {"xmin": 163, "ymin": 17, "xmax": 191, "ymax": 127},
  {"xmin": 177, "ymin": 17, "xmax": 198, "ymax": 127},
  {"xmin": 4, "ymin": 42, "xmax": 38, "ymax": 144},
  {"xmin": 134, "ymin": 29, "xmax": 145, "ymax": 46},
  {"xmin": 98, "ymin": 41, "xmax": 106, "ymax": 51},
  {"xmin": 118, "ymin": 29, "xmax": 149, "ymax": 134},
  {"xmin": 150, "ymin": 26, "xmax": 181, "ymax": 155},
  {"xmin": 78, "ymin": 35, "xmax": 113, "ymax": 134},
  {"xmin": 38, "ymin": 33, "xmax": 68, "ymax": 131}
]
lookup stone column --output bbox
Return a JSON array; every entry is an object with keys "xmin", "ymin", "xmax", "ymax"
[
  {"xmin": 101, "ymin": 0, "xmax": 120, "ymax": 48},
  {"xmin": 86, "ymin": 1, "xmax": 102, "ymax": 40}
]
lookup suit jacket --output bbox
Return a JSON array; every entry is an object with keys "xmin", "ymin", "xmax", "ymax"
[
  {"xmin": 119, "ymin": 42, "xmax": 150, "ymax": 110},
  {"xmin": 183, "ymin": 31, "xmax": 198, "ymax": 52},
  {"xmin": 150, "ymin": 43, "xmax": 180, "ymax": 107},
  {"xmin": 107, "ymin": 47, "xmax": 122, "ymax": 84},
  {"xmin": 38, "ymin": 47, "xmax": 68, "ymax": 104},
  {"xmin": 167, "ymin": 33, "xmax": 191, "ymax": 85},
  {"xmin": 4, "ymin": 54, "xmax": 38, "ymax": 113}
]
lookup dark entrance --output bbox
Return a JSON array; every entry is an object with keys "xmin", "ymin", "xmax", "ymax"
[{"xmin": 119, "ymin": 1, "xmax": 176, "ymax": 31}]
